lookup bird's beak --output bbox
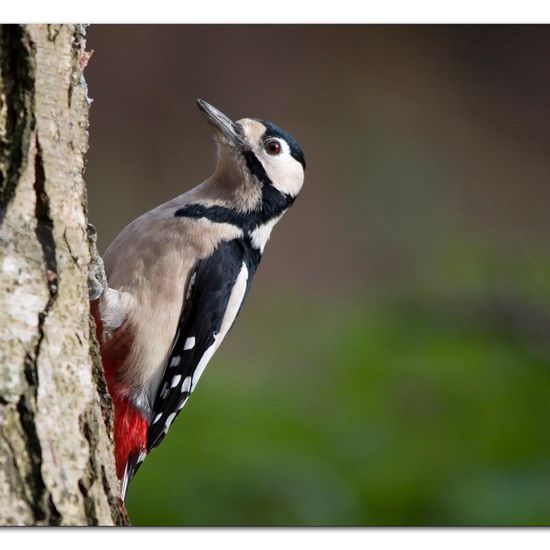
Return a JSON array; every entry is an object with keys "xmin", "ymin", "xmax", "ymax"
[{"xmin": 197, "ymin": 99, "xmax": 243, "ymax": 146}]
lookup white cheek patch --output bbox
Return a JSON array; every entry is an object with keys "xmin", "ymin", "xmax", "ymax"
[
  {"xmin": 276, "ymin": 138, "xmax": 291, "ymax": 156},
  {"xmin": 259, "ymin": 140, "xmax": 304, "ymax": 198}
]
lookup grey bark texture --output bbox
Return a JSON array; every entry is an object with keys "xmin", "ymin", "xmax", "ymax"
[{"xmin": 0, "ymin": 24, "xmax": 127, "ymax": 526}]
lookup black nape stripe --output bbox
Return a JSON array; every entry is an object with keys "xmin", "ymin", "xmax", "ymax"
[
  {"xmin": 175, "ymin": 203, "xmax": 255, "ymax": 232},
  {"xmin": 174, "ymin": 188, "xmax": 294, "ymax": 232}
]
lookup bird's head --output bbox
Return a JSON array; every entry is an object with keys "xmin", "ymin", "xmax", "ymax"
[{"xmin": 197, "ymin": 99, "xmax": 305, "ymax": 203}]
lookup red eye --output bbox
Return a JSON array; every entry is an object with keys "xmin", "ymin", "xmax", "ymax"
[{"xmin": 264, "ymin": 139, "xmax": 282, "ymax": 155}]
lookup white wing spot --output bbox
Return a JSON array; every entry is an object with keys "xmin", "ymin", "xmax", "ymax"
[
  {"xmin": 160, "ymin": 382, "xmax": 168, "ymax": 399},
  {"xmin": 181, "ymin": 376, "xmax": 192, "ymax": 393},
  {"xmin": 164, "ymin": 412, "xmax": 176, "ymax": 431},
  {"xmin": 170, "ymin": 356, "xmax": 181, "ymax": 367},
  {"xmin": 137, "ymin": 450, "xmax": 147, "ymax": 464},
  {"xmin": 152, "ymin": 413, "xmax": 162, "ymax": 424},
  {"xmin": 184, "ymin": 336, "xmax": 196, "ymax": 350},
  {"xmin": 171, "ymin": 374, "xmax": 181, "ymax": 388}
]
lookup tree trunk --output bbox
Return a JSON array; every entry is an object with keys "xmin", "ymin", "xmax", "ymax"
[{"xmin": 0, "ymin": 24, "xmax": 126, "ymax": 526}]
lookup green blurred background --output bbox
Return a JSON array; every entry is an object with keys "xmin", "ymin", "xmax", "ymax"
[{"xmin": 85, "ymin": 25, "xmax": 550, "ymax": 525}]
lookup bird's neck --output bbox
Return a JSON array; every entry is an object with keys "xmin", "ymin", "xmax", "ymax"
[{"xmin": 199, "ymin": 169, "xmax": 260, "ymax": 214}]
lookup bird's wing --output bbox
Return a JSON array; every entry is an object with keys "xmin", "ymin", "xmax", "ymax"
[{"xmin": 146, "ymin": 238, "xmax": 255, "ymax": 452}]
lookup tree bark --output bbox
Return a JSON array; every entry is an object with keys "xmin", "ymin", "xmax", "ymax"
[{"xmin": 0, "ymin": 24, "xmax": 126, "ymax": 526}]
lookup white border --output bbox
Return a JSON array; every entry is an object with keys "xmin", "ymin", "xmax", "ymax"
[
  {"xmin": 1, "ymin": 5, "xmax": 549, "ymax": 545},
  {"xmin": 2, "ymin": 0, "xmax": 550, "ymax": 23},
  {"xmin": 3, "ymin": 528, "xmax": 550, "ymax": 549}
]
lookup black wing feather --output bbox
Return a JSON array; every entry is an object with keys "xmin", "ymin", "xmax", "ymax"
[{"xmin": 147, "ymin": 238, "xmax": 257, "ymax": 451}]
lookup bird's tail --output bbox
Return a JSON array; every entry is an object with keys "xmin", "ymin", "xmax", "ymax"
[{"xmin": 121, "ymin": 449, "xmax": 147, "ymax": 501}]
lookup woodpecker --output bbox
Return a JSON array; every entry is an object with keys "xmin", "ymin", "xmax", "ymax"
[{"xmin": 90, "ymin": 100, "xmax": 305, "ymax": 499}]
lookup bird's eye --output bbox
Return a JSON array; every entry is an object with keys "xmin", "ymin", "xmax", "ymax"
[{"xmin": 264, "ymin": 139, "xmax": 282, "ymax": 156}]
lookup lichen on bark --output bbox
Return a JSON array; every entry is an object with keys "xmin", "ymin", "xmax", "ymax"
[{"xmin": 0, "ymin": 24, "xmax": 126, "ymax": 526}]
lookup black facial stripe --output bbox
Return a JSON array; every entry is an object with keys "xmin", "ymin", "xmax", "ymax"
[
  {"xmin": 242, "ymin": 148, "xmax": 296, "ymax": 219},
  {"xmin": 257, "ymin": 119, "xmax": 306, "ymax": 169},
  {"xmin": 260, "ymin": 180, "xmax": 295, "ymax": 220},
  {"xmin": 242, "ymin": 149, "xmax": 271, "ymax": 188},
  {"xmin": 175, "ymin": 149, "xmax": 294, "ymax": 231}
]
